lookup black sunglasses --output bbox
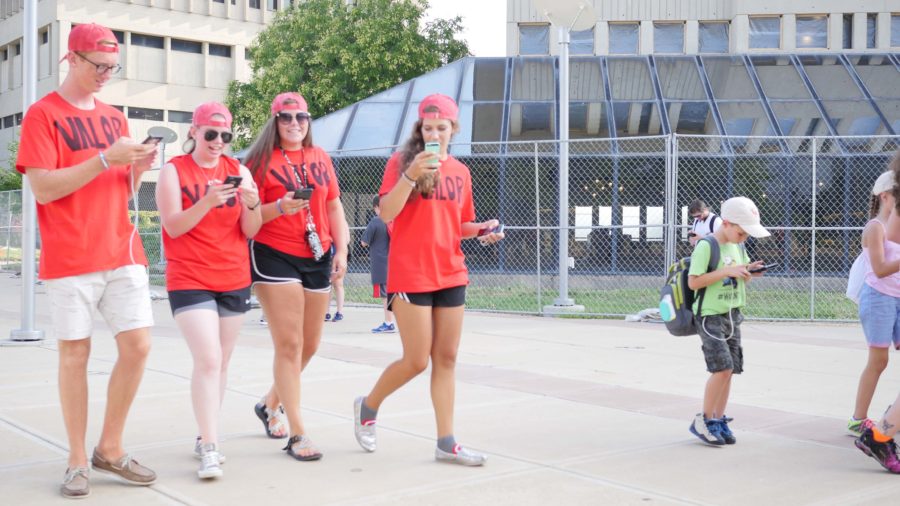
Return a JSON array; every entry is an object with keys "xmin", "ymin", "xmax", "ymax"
[
  {"xmin": 276, "ymin": 112, "xmax": 310, "ymax": 125},
  {"xmin": 202, "ymin": 130, "xmax": 233, "ymax": 143}
]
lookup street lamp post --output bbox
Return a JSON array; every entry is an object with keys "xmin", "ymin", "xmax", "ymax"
[
  {"xmin": 536, "ymin": 0, "xmax": 595, "ymax": 313},
  {"xmin": 5, "ymin": 0, "xmax": 44, "ymax": 345}
]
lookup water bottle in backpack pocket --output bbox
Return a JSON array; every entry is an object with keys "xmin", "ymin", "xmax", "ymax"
[{"xmin": 659, "ymin": 237, "xmax": 720, "ymax": 336}]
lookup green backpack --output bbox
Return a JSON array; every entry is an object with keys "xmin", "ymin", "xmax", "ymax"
[{"xmin": 659, "ymin": 237, "xmax": 720, "ymax": 336}]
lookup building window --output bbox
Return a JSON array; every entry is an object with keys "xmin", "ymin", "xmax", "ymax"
[
  {"xmin": 111, "ymin": 105, "xmax": 124, "ymax": 112},
  {"xmin": 519, "ymin": 24, "xmax": 549, "ymax": 55},
  {"xmin": 2, "ymin": 116, "xmax": 13, "ymax": 129},
  {"xmin": 893, "ymin": 14, "xmax": 900, "ymax": 47},
  {"xmin": 843, "ymin": 14, "xmax": 853, "ymax": 49},
  {"xmin": 609, "ymin": 23, "xmax": 639, "ymax": 54},
  {"xmin": 2, "ymin": 48, "xmax": 7, "ymax": 61},
  {"xmin": 699, "ymin": 22, "xmax": 728, "ymax": 53},
  {"xmin": 41, "ymin": 30, "xmax": 48, "ymax": 45},
  {"xmin": 267, "ymin": 0, "xmax": 278, "ymax": 10},
  {"xmin": 213, "ymin": 0, "xmax": 224, "ymax": 3},
  {"xmin": 15, "ymin": 113, "xmax": 22, "ymax": 125},
  {"xmin": 796, "ymin": 15, "xmax": 827, "ymax": 48},
  {"xmin": 168, "ymin": 110, "xmax": 193, "ymax": 124},
  {"xmin": 867, "ymin": 14, "xmax": 877, "ymax": 48},
  {"xmin": 654, "ymin": 22, "xmax": 684, "ymax": 53},
  {"xmin": 15, "ymin": 43, "xmax": 21, "ymax": 55},
  {"xmin": 209, "ymin": 44, "xmax": 232, "ymax": 58},
  {"xmin": 127, "ymin": 107, "xmax": 164, "ymax": 121},
  {"xmin": 249, "ymin": 0, "xmax": 260, "ymax": 9},
  {"xmin": 171, "ymin": 38, "xmax": 202, "ymax": 54},
  {"xmin": 570, "ymin": 28, "xmax": 594, "ymax": 55},
  {"xmin": 131, "ymin": 33, "xmax": 164, "ymax": 49},
  {"xmin": 749, "ymin": 16, "xmax": 780, "ymax": 49},
  {"xmin": 112, "ymin": 30, "xmax": 125, "ymax": 44}
]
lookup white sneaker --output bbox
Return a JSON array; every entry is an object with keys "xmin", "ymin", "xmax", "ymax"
[
  {"xmin": 435, "ymin": 444, "xmax": 487, "ymax": 466},
  {"xmin": 688, "ymin": 413, "xmax": 725, "ymax": 446},
  {"xmin": 197, "ymin": 443, "xmax": 223, "ymax": 479},
  {"xmin": 353, "ymin": 396, "xmax": 377, "ymax": 452},
  {"xmin": 194, "ymin": 437, "xmax": 226, "ymax": 463}
]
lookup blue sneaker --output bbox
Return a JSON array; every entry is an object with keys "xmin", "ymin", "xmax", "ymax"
[
  {"xmin": 718, "ymin": 416, "xmax": 736, "ymax": 445},
  {"xmin": 371, "ymin": 323, "xmax": 396, "ymax": 334},
  {"xmin": 324, "ymin": 313, "xmax": 331, "ymax": 322},
  {"xmin": 689, "ymin": 413, "xmax": 725, "ymax": 446},
  {"xmin": 332, "ymin": 312, "xmax": 343, "ymax": 322}
]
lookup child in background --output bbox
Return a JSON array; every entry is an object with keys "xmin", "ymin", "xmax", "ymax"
[
  {"xmin": 849, "ymin": 170, "xmax": 900, "ymax": 436},
  {"xmin": 687, "ymin": 197, "xmax": 769, "ymax": 446},
  {"xmin": 361, "ymin": 196, "xmax": 394, "ymax": 333}
]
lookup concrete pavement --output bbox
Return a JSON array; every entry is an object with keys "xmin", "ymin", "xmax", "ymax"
[{"xmin": 1, "ymin": 273, "xmax": 900, "ymax": 505}]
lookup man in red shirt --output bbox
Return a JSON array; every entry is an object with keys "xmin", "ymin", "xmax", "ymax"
[{"xmin": 16, "ymin": 23, "xmax": 159, "ymax": 499}]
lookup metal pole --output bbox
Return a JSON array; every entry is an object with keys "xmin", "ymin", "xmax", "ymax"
[
  {"xmin": 810, "ymin": 138, "xmax": 817, "ymax": 320},
  {"xmin": 554, "ymin": 26, "xmax": 573, "ymax": 306},
  {"xmin": 9, "ymin": 0, "xmax": 44, "ymax": 342}
]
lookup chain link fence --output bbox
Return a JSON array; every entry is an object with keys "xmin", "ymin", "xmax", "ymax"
[{"xmin": 5, "ymin": 134, "xmax": 898, "ymax": 320}]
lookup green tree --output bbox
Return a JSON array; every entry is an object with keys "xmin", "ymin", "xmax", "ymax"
[
  {"xmin": 1, "ymin": 138, "xmax": 22, "ymax": 191},
  {"xmin": 226, "ymin": 0, "xmax": 469, "ymax": 148}
]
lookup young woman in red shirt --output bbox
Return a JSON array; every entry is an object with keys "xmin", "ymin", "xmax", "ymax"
[
  {"xmin": 156, "ymin": 102, "xmax": 262, "ymax": 479},
  {"xmin": 352, "ymin": 94, "xmax": 504, "ymax": 465},
  {"xmin": 243, "ymin": 92, "xmax": 349, "ymax": 461}
]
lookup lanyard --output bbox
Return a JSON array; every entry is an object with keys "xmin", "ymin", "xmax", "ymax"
[{"xmin": 280, "ymin": 148, "xmax": 308, "ymax": 188}]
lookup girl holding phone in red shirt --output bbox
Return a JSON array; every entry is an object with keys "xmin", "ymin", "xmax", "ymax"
[
  {"xmin": 352, "ymin": 94, "xmax": 504, "ymax": 466},
  {"xmin": 156, "ymin": 102, "xmax": 262, "ymax": 479},
  {"xmin": 243, "ymin": 92, "xmax": 349, "ymax": 461}
]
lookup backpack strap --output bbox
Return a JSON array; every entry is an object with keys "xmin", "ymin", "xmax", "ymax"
[
  {"xmin": 708, "ymin": 214, "xmax": 719, "ymax": 235},
  {"xmin": 695, "ymin": 236, "xmax": 720, "ymax": 319}
]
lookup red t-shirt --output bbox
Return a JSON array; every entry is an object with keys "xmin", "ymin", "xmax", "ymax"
[
  {"xmin": 378, "ymin": 153, "xmax": 475, "ymax": 293},
  {"xmin": 162, "ymin": 154, "xmax": 250, "ymax": 292},
  {"xmin": 253, "ymin": 146, "xmax": 341, "ymax": 258},
  {"xmin": 15, "ymin": 92, "xmax": 147, "ymax": 280}
]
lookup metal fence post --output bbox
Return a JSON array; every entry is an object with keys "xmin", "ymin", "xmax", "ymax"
[
  {"xmin": 535, "ymin": 142, "xmax": 542, "ymax": 314},
  {"xmin": 810, "ymin": 137, "xmax": 817, "ymax": 320}
]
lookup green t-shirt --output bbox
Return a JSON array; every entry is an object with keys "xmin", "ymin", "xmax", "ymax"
[{"xmin": 689, "ymin": 240, "xmax": 750, "ymax": 316}]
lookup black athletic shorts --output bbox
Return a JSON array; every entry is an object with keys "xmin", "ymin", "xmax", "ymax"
[
  {"xmin": 250, "ymin": 240, "xmax": 332, "ymax": 292},
  {"xmin": 387, "ymin": 285, "xmax": 466, "ymax": 311},
  {"xmin": 168, "ymin": 286, "xmax": 251, "ymax": 317}
]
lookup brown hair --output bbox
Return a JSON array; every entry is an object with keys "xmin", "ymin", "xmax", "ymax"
[
  {"xmin": 890, "ymin": 149, "xmax": 900, "ymax": 214},
  {"xmin": 244, "ymin": 100, "xmax": 313, "ymax": 184},
  {"xmin": 397, "ymin": 106, "xmax": 457, "ymax": 197},
  {"xmin": 869, "ymin": 195, "xmax": 882, "ymax": 219}
]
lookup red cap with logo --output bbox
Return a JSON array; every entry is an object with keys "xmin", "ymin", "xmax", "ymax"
[
  {"xmin": 68, "ymin": 24, "xmax": 119, "ymax": 53},
  {"xmin": 192, "ymin": 102, "xmax": 232, "ymax": 128},
  {"xmin": 271, "ymin": 92, "xmax": 310, "ymax": 116},
  {"xmin": 418, "ymin": 94, "xmax": 458, "ymax": 121}
]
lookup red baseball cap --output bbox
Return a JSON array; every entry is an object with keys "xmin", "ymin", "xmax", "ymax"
[
  {"xmin": 68, "ymin": 24, "xmax": 119, "ymax": 53},
  {"xmin": 418, "ymin": 94, "xmax": 458, "ymax": 121},
  {"xmin": 271, "ymin": 92, "xmax": 309, "ymax": 116},
  {"xmin": 193, "ymin": 102, "xmax": 232, "ymax": 128}
]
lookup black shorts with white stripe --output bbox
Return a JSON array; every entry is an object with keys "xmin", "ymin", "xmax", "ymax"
[{"xmin": 387, "ymin": 285, "xmax": 466, "ymax": 311}]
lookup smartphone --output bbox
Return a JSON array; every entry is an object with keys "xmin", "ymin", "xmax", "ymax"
[
  {"xmin": 749, "ymin": 262, "xmax": 778, "ymax": 274},
  {"xmin": 293, "ymin": 187, "xmax": 314, "ymax": 200},
  {"xmin": 477, "ymin": 224, "xmax": 504, "ymax": 237},
  {"xmin": 142, "ymin": 135, "xmax": 163, "ymax": 145},
  {"xmin": 223, "ymin": 175, "xmax": 243, "ymax": 188},
  {"xmin": 424, "ymin": 142, "xmax": 441, "ymax": 168}
]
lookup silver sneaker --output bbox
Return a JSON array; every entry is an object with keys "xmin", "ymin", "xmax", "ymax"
[
  {"xmin": 197, "ymin": 443, "xmax": 223, "ymax": 479},
  {"xmin": 435, "ymin": 445, "xmax": 487, "ymax": 466},
  {"xmin": 353, "ymin": 396, "xmax": 377, "ymax": 452},
  {"xmin": 194, "ymin": 437, "xmax": 226, "ymax": 463}
]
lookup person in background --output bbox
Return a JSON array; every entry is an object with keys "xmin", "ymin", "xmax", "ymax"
[
  {"xmin": 689, "ymin": 199, "xmax": 722, "ymax": 247},
  {"xmin": 361, "ymin": 195, "xmax": 394, "ymax": 333}
]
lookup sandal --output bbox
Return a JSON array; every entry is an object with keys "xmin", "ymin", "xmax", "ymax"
[
  {"xmin": 283, "ymin": 435, "xmax": 323, "ymax": 461},
  {"xmin": 254, "ymin": 398, "xmax": 288, "ymax": 439}
]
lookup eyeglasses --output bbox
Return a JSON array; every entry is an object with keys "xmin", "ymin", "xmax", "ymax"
[
  {"xmin": 276, "ymin": 112, "xmax": 311, "ymax": 125},
  {"xmin": 202, "ymin": 130, "xmax": 233, "ymax": 143},
  {"xmin": 76, "ymin": 52, "xmax": 122, "ymax": 75}
]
